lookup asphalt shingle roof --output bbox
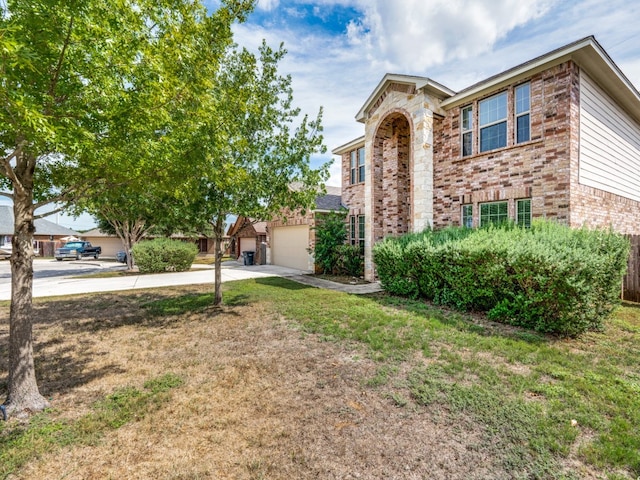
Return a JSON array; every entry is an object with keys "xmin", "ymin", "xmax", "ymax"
[
  {"xmin": 0, "ymin": 205, "xmax": 81, "ymax": 236},
  {"xmin": 315, "ymin": 194, "xmax": 343, "ymax": 211}
]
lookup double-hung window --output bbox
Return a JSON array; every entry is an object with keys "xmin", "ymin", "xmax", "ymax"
[
  {"xmin": 349, "ymin": 216, "xmax": 356, "ymax": 245},
  {"xmin": 349, "ymin": 215, "xmax": 365, "ymax": 251},
  {"xmin": 460, "ymin": 106, "xmax": 473, "ymax": 157},
  {"xmin": 357, "ymin": 147, "xmax": 365, "ymax": 183},
  {"xmin": 516, "ymin": 199, "xmax": 532, "ymax": 228},
  {"xmin": 515, "ymin": 83, "xmax": 531, "ymax": 143},
  {"xmin": 358, "ymin": 215, "xmax": 365, "ymax": 251},
  {"xmin": 480, "ymin": 201, "xmax": 508, "ymax": 226},
  {"xmin": 461, "ymin": 204, "xmax": 473, "ymax": 228},
  {"xmin": 479, "ymin": 92, "xmax": 507, "ymax": 152},
  {"xmin": 461, "ymin": 106, "xmax": 473, "ymax": 157},
  {"xmin": 350, "ymin": 151, "xmax": 357, "ymax": 185}
]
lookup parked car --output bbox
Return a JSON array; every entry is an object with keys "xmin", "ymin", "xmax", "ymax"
[
  {"xmin": 116, "ymin": 250, "xmax": 128, "ymax": 263},
  {"xmin": 55, "ymin": 241, "xmax": 101, "ymax": 261}
]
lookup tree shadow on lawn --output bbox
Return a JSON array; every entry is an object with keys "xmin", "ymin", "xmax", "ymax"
[
  {"xmin": 254, "ymin": 276, "xmax": 314, "ymax": 290},
  {"xmin": 361, "ymin": 291, "xmax": 551, "ymax": 346},
  {"xmin": 621, "ymin": 300, "xmax": 640, "ymax": 310},
  {"xmin": 0, "ymin": 286, "xmax": 241, "ymax": 399}
]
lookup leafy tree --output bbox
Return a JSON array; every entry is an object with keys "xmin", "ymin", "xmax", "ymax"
[
  {"xmin": 178, "ymin": 41, "xmax": 329, "ymax": 306},
  {"xmin": 0, "ymin": 0, "xmax": 252, "ymax": 417}
]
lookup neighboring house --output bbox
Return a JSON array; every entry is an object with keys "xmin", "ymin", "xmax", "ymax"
[
  {"xmin": 226, "ymin": 217, "xmax": 267, "ymax": 265},
  {"xmin": 82, "ymin": 228, "xmax": 218, "ymax": 258},
  {"xmin": 0, "ymin": 205, "xmax": 81, "ymax": 257},
  {"xmin": 82, "ymin": 229, "xmax": 126, "ymax": 258},
  {"xmin": 267, "ymin": 186, "xmax": 343, "ymax": 271},
  {"xmin": 333, "ymin": 36, "xmax": 640, "ymax": 281}
]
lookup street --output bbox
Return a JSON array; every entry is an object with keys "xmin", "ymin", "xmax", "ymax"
[{"xmin": 0, "ymin": 258, "xmax": 125, "ymax": 285}]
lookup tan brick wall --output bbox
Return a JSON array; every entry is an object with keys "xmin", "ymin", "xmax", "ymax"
[
  {"xmin": 341, "ymin": 151, "xmax": 366, "ymax": 216},
  {"xmin": 433, "ymin": 62, "xmax": 575, "ymax": 227}
]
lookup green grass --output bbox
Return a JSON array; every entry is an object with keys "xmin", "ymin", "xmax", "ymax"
[
  {"xmin": 3, "ymin": 278, "xmax": 638, "ymax": 478},
  {"xmin": 221, "ymin": 278, "xmax": 640, "ymax": 478},
  {"xmin": 0, "ymin": 373, "xmax": 183, "ymax": 478}
]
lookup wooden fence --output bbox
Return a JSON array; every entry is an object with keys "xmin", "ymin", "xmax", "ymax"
[{"xmin": 623, "ymin": 235, "xmax": 640, "ymax": 303}]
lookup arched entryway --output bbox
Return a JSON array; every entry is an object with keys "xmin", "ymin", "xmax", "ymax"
[{"xmin": 372, "ymin": 112, "xmax": 412, "ymax": 242}]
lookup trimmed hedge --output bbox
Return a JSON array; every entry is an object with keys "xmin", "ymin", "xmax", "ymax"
[
  {"xmin": 131, "ymin": 238, "xmax": 198, "ymax": 274},
  {"xmin": 373, "ymin": 221, "xmax": 630, "ymax": 336}
]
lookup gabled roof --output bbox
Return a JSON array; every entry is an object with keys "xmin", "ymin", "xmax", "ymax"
[
  {"xmin": 441, "ymin": 36, "xmax": 640, "ymax": 122},
  {"xmin": 336, "ymin": 36, "xmax": 640, "ymax": 152},
  {"xmin": 0, "ymin": 205, "xmax": 80, "ymax": 236},
  {"xmin": 226, "ymin": 216, "xmax": 267, "ymax": 237},
  {"xmin": 356, "ymin": 74, "xmax": 455, "ymax": 123}
]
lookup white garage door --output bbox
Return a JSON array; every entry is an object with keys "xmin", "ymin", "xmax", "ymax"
[
  {"xmin": 239, "ymin": 237, "xmax": 255, "ymax": 254},
  {"xmin": 272, "ymin": 225, "xmax": 310, "ymax": 271}
]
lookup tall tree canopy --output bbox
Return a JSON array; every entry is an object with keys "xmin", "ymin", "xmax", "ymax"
[
  {"xmin": 177, "ymin": 40, "xmax": 329, "ymax": 305},
  {"xmin": 0, "ymin": 0, "xmax": 253, "ymax": 417}
]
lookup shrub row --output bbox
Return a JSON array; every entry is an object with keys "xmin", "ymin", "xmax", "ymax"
[
  {"xmin": 373, "ymin": 221, "xmax": 630, "ymax": 336},
  {"xmin": 132, "ymin": 238, "xmax": 198, "ymax": 273}
]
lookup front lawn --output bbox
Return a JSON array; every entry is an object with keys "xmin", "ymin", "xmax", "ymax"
[{"xmin": 0, "ymin": 278, "xmax": 638, "ymax": 479}]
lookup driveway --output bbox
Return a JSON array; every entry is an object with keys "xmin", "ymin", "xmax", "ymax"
[{"xmin": 0, "ymin": 259, "xmax": 310, "ymax": 300}]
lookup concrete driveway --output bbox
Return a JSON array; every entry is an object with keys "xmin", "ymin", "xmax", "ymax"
[{"xmin": 0, "ymin": 259, "xmax": 310, "ymax": 300}]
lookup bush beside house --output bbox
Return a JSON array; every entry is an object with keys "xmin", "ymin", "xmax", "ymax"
[
  {"xmin": 373, "ymin": 221, "xmax": 630, "ymax": 336},
  {"xmin": 312, "ymin": 210, "xmax": 364, "ymax": 277}
]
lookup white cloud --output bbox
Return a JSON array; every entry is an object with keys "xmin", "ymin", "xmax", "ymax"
[
  {"xmin": 348, "ymin": 0, "xmax": 555, "ymax": 72},
  {"xmin": 256, "ymin": 0, "xmax": 280, "ymax": 11}
]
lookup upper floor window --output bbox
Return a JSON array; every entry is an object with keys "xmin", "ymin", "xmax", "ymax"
[
  {"xmin": 350, "ymin": 148, "xmax": 365, "ymax": 185},
  {"xmin": 358, "ymin": 147, "xmax": 365, "ymax": 183},
  {"xmin": 350, "ymin": 151, "xmax": 357, "ymax": 185},
  {"xmin": 461, "ymin": 106, "xmax": 473, "ymax": 157},
  {"xmin": 479, "ymin": 92, "xmax": 507, "ymax": 152},
  {"xmin": 515, "ymin": 83, "xmax": 531, "ymax": 144}
]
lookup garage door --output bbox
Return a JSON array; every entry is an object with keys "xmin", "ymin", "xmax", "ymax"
[
  {"xmin": 239, "ymin": 237, "xmax": 255, "ymax": 255},
  {"xmin": 271, "ymin": 225, "xmax": 310, "ymax": 271}
]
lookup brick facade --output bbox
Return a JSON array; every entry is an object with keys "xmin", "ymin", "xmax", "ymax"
[
  {"xmin": 433, "ymin": 63, "xmax": 575, "ymax": 228},
  {"xmin": 334, "ymin": 38, "xmax": 640, "ymax": 281}
]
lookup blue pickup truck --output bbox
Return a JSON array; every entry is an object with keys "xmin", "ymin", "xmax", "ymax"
[{"xmin": 55, "ymin": 241, "xmax": 102, "ymax": 261}]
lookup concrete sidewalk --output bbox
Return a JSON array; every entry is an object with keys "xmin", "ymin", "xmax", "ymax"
[{"xmin": 0, "ymin": 262, "xmax": 381, "ymax": 300}]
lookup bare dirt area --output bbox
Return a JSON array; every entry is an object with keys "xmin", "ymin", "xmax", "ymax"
[{"xmin": 2, "ymin": 286, "xmax": 514, "ymax": 479}]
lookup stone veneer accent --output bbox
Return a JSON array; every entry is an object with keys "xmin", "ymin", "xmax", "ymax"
[{"xmin": 356, "ymin": 84, "xmax": 445, "ymax": 280}]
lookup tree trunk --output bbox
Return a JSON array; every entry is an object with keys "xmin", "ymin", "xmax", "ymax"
[
  {"xmin": 213, "ymin": 216, "xmax": 224, "ymax": 306},
  {"xmin": 5, "ymin": 179, "xmax": 49, "ymax": 417}
]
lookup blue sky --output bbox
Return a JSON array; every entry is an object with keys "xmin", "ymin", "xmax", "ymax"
[{"xmin": 59, "ymin": 0, "xmax": 640, "ymax": 230}]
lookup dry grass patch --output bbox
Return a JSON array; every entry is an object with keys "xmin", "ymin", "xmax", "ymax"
[{"xmin": 1, "ymin": 285, "xmax": 506, "ymax": 480}]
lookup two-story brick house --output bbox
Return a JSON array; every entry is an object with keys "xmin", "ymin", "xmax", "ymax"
[{"xmin": 333, "ymin": 36, "xmax": 640, "ymax": 281}]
